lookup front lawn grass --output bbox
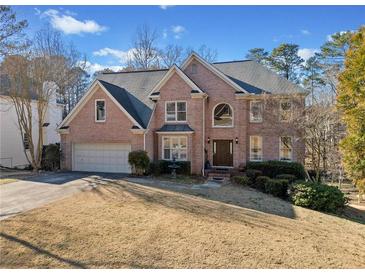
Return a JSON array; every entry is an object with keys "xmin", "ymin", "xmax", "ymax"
[{"xmin": 0, "ymin": 180, "xmax": 364, "ymax": 268}]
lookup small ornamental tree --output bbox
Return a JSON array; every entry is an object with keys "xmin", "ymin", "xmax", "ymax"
[
  {"xmin": 337, "ymin": 26, "xmax": 365, "ymax": 195},
  {"xmin": 128, "ymin": 150, "xmax": 150, "ymax": 176}
]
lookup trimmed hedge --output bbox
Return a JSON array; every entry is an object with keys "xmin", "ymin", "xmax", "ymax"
[
  {"xmin": 276, "ymin": 174, "xmax": 297, "ymax": 183},
  {"xmin": 246, "ymin": 161, "xmax": 305, "ymax": 179},
  {"xmin": 254, "ymin": 176, "xmax": 270, "ymax": 191},
  {"xmin": 148, "ymin": 160, "xmax": 191, "ymax": 175},
  {"xmin": 265, "ymin": 179, "xmax": 289, "ymax": 198},
  {"xmin": 232, "ymin": 176, "xmax": 250, "ymax": 185},
  {"xmin": 246, "ymin": 169, "xmax": 263, "ymax": 182},
  {"xmin": 290, "ymin": 181, "xmax": 348, "ymax": 213}
]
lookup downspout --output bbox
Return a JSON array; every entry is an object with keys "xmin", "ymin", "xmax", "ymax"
[{"xmin": 202, "ymin": 95, "xmax": 206, "ymax": 176}]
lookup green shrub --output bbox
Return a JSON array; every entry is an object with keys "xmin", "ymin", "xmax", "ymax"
[
  {"xmin": 41, "ymin": 143, "xmax": 60, "ymax": 171},
  {"xmin": 232, "ymin": 176, "xmax": 250, "ymax": 185},
  {"xmin": 246, "ymin": 169, "xmax": 263, "ymax": 182},
  {"xmin": 128, "ymin": 150, "xmax": 150, "ymax": 175},
  {"xmin": 276, "ymin": 174, "xmax": 297, "ymax": 183},
  {"xmin": 265, "ymin": 179, "xmax": 289, "ymax": 198},
  {"xmin": 254, "ymin": 176, "xmax": 270, "ymax": 191},
  {"xmin": 290, "ymin": 181, "xmax": 348, "ymax": 213},
  {"xmin": 151, "ymin": 160, "xmax": 191, "ymax": 175},
  {"xmin": 147, "ymin": 162, "xmax": 161, "ymax": 176},
  {"xmin": 246, "ymin": 160, "xmax": 305, "ymax": 179}
]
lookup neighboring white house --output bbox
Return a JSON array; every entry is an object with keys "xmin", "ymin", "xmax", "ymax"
[{"xmin": 0, "ymin": 93, "xmax": 63, "ymax": 168}]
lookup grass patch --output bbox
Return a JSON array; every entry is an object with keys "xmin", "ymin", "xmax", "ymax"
[{"xmin": 0, "ymin": 178, "xmax": 18, "ymax": 185}]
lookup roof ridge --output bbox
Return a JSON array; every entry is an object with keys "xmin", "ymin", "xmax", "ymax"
[
  {"xmin": 102, "ymin": 68, "xmax": 169, "ymax": 74},
  {"xmin": 213, "ymin": 60, "xmax": 252, "ymax": 64}
]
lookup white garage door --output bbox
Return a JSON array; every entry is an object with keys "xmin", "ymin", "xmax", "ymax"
[{"xmin": 73, "ymin": 143, "xmax": 131, "ymax": 173}]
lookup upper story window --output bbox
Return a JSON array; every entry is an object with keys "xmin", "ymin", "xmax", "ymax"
[
  {"xmin": 250, "ymin": 100, "xmax": 263, "ymax": 123},
  {"xmin": 165, "ymin": 101, "xmax": 187, "ymax": 122},
  {"xmin": 213, "ymin": 103, "xmax": 233, "ymax": 127},
  {"xmin": 191, "ymin": 63, "xmax": 197, "ymax": 74},
  {"xmin": 280, "ymin": 99, "xmax": 292, "ymax": 122},
  {"xmin": 95, "ymin": 99, "xmax": 106, "ymax": 122},
  {"xmin": 250, "ymin": 136, "xmax": 263, "ymax": 161},
  {"xmin": 280, "ymin": 136, "xmax": 293, "ymax": 161}
]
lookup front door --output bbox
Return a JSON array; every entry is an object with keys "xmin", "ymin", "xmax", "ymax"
[{"xmin": 213, "ymin": 140, "xmax": 233, "ymax": 166}]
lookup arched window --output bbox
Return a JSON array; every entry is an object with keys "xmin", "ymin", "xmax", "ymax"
[{"xmin": 213, "ymin": 103, "xmax": 233, "ymax": 127}]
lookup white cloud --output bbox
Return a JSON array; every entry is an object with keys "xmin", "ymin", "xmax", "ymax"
[
  {"xmin": 93, "ymin": 47, "xmax": 135, "ymax": 64},
  {"xmin": 301, "ymin": 29, "xmax": 311, "ymax": 35},
  {"xmin": 160, "ymin": 5, "xmax": 175, "ymax": 10},
  {"xmin": 298, "ymin": 48, "xmax": 319, "ymax": 61},
  {"xmin": 171, "ymin": 25, "xmax": 186, "ymax": 39},
  {"xmin": 41, "ymin": 9, "xmax": 107, "ymax": 35},
  {"xmin": 34, "ymin": 8, "xmax": 41, "ymax": 15},
  {"xmin": 162, "ymin": 29, "xmax": 168, "ymax": 39},
  {"xmin": 84, "ymin": 61, "xmax": 125, "ymax": 75}
]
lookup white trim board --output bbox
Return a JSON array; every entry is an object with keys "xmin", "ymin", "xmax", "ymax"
[
  {"xmin": 148, "ymin": 65, "xmax": 203, "ymax": 97},
  {"xmin": 58, "ymin": 80, "xmax": 144, "ymax": 129}
]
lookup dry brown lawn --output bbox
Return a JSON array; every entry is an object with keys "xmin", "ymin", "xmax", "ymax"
[{"xmin": 1, "ymin": 179, "xmax": 364, "ymax": 269}]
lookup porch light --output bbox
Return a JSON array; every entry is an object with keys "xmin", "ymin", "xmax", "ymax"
[
  {"xmin": 207, "ymin": 137, "xmax": 210, "ymax": 144},
  {"xmin": 235, "ymin": 137, "xmax": 238, "ymax": 144}
]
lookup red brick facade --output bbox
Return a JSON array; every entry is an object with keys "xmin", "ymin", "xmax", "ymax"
[{"xmin": 60, "ymin": 57, "xmax": 305, "ymax": 174}]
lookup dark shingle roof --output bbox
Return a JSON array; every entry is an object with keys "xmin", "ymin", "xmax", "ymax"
[
  {"xmin": 213, "ymin": 60, "xmax": 307, "ymax": 94},
  {"xmin": 156, "ymin": 124, "xmax": 194, "ymax": 132},
  {"xmin": 98, "ymin": 80, "xmax": 151, "ymax": 128}
]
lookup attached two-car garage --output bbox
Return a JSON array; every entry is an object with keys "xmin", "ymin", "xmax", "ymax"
[{"xmin": 73, "ymin": 143, "xmax": 131, "ymax": 173}]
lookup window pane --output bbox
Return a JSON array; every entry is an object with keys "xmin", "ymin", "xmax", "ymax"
[
  {"xmin": 166, "ymin": 112, "xmax": 176, "ymax": 121},
  {"xmin": 177, "ymin": 112, "xmax": 186, "ymax": 121},
  {"xmin": 171, "ymin": 149, "xmax": 179, "ymax": 160},
  {"xmin": 96, "ymin": 101, "xmax": 105, "ymax": 120},
  {"xmin": 179, "ymin": 149, "xmax": 187, "ymax": 160},
  {"xmin": 177, "ymin": 102, "xmax": 186, "ymax": 111},
  {"xmin": 180, "ymin": 138, "xmax": 187, "ymax": 148},
  {"xmin": 163, "ymin": 138, "xmax": 170, "ymax": 149},
  {"xmin": 172, "ymin": 138, "xmax": 179, "ymax": 148},
  {"xmin": 164, "ymin": 149, "xmax": 170, "ymax": 160},
  {"xmin": 250, "ymin": 136, "xmax": 262, "ymax": 161},
  {"xmin": 166, "ymin": 103, "xmax": 176, "ymax": 112},
  {"xmin": 251, "ymin": 101, "xmax": 262, "ymax": 122},
  {"xmin": 214, "ymin": 103, "xmax": 233, "ymax": 127}
]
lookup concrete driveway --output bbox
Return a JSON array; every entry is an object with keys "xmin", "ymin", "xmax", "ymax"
[{"xmin": 0, "ymin": 172, "xmax": 127, "ymax": 220}]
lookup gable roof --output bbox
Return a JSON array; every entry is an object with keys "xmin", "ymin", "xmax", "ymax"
[
  {"xmin": 149, "ymin": 65, "xmax": 203, "ymax": 97},
  {"xmin": 213, "ymin": 60, "xmax": 307, "ymax": 94},
  {"xmin": 181, "ymin": 52, "xmax": 249, "ymax": 93},
  {"xmin": 98, "ymin": 80, "xmax": 151, "ymax": 128}
]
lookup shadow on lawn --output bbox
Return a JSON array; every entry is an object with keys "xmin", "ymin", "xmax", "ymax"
[
  {"xmin": 80, "ymin": 177, "xmax": 295, "ymax": 231},
  {"xmin": 0, "ymin": 232, "xmax": 86, "ymax": 268}
]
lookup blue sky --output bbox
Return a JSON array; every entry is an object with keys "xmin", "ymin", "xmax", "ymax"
[{"xmin": 13, "ymin": 5, "xmax": 365, "ymax": 74}]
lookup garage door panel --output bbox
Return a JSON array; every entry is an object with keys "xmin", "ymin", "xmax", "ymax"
[{"xmin": 73, "ymin": 143, "xmax": 131, "ymax": 173}]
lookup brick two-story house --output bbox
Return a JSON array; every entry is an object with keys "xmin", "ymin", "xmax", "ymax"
[{"xmin": 58, "ymin": 52, "xmax": 306, "ymax": 174}]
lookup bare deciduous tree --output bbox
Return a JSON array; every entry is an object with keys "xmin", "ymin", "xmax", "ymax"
[
  {"xmin": 128, "ymin": 24, "xmax": 160, "ymax": 70},
  {"xmin": 160, "ymin": 44, "xmax": 184, "ymax": 67}
]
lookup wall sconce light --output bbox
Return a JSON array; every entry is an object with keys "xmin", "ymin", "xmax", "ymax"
[
  {"xmin": 235, "ymin": 137, "xmax": 238, "ymax": 144},
  {"xmin": 207, "ymin": 137, "xmax": 210, "ymax": 144}
]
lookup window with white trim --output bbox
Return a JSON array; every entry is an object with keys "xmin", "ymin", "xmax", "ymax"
[
  {"xmin": 280, "ymin": 136, "xmax": 293, "ymax": 161},
  {"xmin": 280, "ymin": 99, "xmax": 292, "ymax": 122},
  {"xmin": 213, "ymin": 103, "xmax": 233, "ymax": 127},
  {"xmin": 250, "ymin": 100, "xmax": 263, "ymax": 122},
  {"xmin": 162, "ymin": 136, "xmax": 187, "ymax": 160},
  {"xmin": 165, "ymin": 101, "xmax": 187, "ymax": 122},
  {"xmin": 250, "ymin": 136, "xmax": 262, "ymax": 161},
  {"xmin": 95, "ymin": 100, "xmax": 106, "ymax": 122}
]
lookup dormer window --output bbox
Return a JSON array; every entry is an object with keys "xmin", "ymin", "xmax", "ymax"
[
  {"xmin": 191, "ymin": 63, "xmax": 197, "ymax": 74},
  {"xmin": 95, "ymin": 99, "xmax": 106, "ymax": 122},
  {"xmin": 165, "ymin": 101, "xmax": 187, "ymax": 122}
]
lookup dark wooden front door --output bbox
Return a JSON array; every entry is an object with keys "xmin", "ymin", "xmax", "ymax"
[{"xmin": 213, "ymin": 140, "xmax": 233, "ymax": 166}]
